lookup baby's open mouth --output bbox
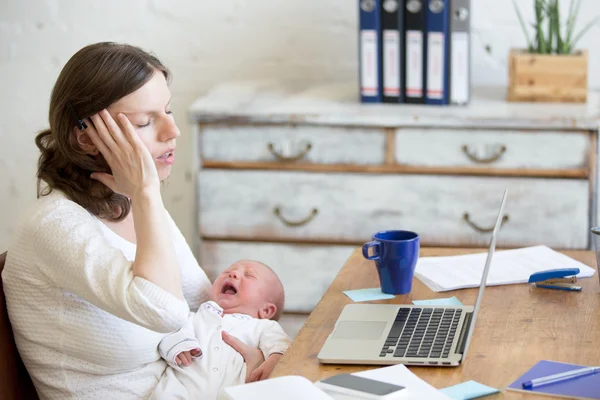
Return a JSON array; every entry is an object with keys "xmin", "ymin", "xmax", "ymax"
[{"xmin": 222, "ymin": 283, "xmax": 237, "ymax": 295}]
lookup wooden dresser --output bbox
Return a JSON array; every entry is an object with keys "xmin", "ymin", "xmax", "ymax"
[{"xmin": 188, "ymin": 81, "xmax": 600, "ymax": 318}]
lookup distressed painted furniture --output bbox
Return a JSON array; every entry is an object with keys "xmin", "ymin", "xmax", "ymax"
[
  {"xmin": 189, "ymin": 81, "xmax": 600, "ymax": 319},
  {"xmin": 270, "ymin": 247, "xmax": 600, "ymax": 399}
]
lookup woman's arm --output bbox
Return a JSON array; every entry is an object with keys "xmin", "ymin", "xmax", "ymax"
[
  {"xmin": 164, "ymin": 211, "xmax": 212, "ymax": 310},
  {"xmin": 87, "ymin": 110, "xmax": 183, "ymax": 299},
  {"xmin": 28, "ymin": 197, "xmax": 189, "ymax": 333},
  {"xmin": 130, "ymin": 186, "xmax": 183, "ymax": 299}
]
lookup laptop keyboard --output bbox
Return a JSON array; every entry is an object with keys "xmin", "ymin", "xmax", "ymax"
[{"xmin": 380, "ymin": 307, "xmax": 462, "ymax": 359}]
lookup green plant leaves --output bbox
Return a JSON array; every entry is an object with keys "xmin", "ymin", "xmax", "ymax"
[
  {"xmin": 571, "ymin": 16, "xmax": 600, "ymax": 50},
  {"xmin": 513, "ymin": 0, "xmax": 534, "ymax": 52},
  {"xmin": 512, "ymin": 0, "xmax": 598, "ymax": 54}
]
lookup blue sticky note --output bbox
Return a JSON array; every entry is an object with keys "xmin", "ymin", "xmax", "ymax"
[
  {"xmin": 440, "ymin": 380, "xmax": 499, "ymax": 400},
  {"xmin": 412, "ymin": 296, "xmax": 463, "ymax": 307},
  {"xmin": 343, "ymin": 288, "xmax": 395, "ymax": 302}
]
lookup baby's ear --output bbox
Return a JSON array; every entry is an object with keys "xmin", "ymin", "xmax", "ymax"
[{"xmin": 258, "ymin": 303, "xmax": 277, "ymax": 320}]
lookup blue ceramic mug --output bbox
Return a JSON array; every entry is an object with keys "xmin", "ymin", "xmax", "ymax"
[{"xmin": 362, "ymin": 230, "xmax": 420, "ymax": 295}]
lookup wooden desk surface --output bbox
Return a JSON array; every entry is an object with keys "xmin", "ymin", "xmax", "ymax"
[{"xmin": 271, "ymin": 248, "xmax": 600, "ymax": 398}]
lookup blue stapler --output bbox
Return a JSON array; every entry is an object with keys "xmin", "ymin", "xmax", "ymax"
[{"xmin": 528, "ymin": 268, "xmax": 582, "ymax": 291}]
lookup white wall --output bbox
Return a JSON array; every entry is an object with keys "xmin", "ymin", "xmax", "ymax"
[{"xmin": 2, "ymin": 0, "xmax": 600, "ymax": 250}]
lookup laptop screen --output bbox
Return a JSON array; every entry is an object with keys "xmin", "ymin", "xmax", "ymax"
[{"xmin": 461, "ymin": 188, "xmax": 508, "ymax": 359}]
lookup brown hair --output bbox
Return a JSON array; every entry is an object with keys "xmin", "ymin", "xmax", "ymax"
[{"xmin": 35, "ymin": 42, "xmax": 170, "ymax": 220}]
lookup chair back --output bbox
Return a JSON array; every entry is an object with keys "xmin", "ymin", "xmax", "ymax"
[{"xmin": 0, "ymin": 252, "xmax": 39, "ymax": 399}]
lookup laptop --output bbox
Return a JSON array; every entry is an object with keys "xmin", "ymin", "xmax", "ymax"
[{"xmin": 318, "ymin": 189, "xmax": 508, "ymax": 367}]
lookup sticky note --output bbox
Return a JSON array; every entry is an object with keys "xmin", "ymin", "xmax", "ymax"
[
  {"xmin": 342, "ymin": 288, "xmax": 395, "ymax": 302},
  {"xmin": 412, "ymin": 296, "xmax": 463, "ymax": 307},
  {"xmin": 440, "ymin": 380, "xmax": 500, "ymax": 400}
]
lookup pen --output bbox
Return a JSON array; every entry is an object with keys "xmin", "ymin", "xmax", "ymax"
[{"xmin": 522, "ymin": 366, "xmax": 600, "ymax": 389}]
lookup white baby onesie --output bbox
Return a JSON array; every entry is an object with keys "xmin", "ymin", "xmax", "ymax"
[{"xmin": 150, "ymin": 301, "xmax": 291, "ymax": 400}]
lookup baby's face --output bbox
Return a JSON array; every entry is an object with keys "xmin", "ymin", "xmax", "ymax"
[{"xmin": 211, "ymin": 260, "xmax": 276, "ymax": 318}]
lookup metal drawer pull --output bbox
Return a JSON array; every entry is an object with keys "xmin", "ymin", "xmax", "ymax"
[
  {"xmin": 461, "ymin": 144, "xmax": 506, "ymax": 164},
  {"xmin": 463, "ymin": 212, "xmax": 509, "ymax": 233},
  {"xmin": 273, "ymin": 206, "xmax": 318, "ymax": 227},
  {"xmin": 267, "ymin": 142, "xmax": 312, "ymax": 162}
]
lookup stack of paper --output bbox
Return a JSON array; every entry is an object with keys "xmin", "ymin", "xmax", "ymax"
[
  {"xmin": 415, "ymin": 245, "xmax": 596, "ymax": 292},
  {"xmin": 222, "ymin": 365, "xmax": 452, "ymax": 400}
]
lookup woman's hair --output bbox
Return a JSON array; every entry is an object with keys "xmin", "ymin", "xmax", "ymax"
[{"xmin": 35, "ymin": 42, "xmax": 170, "ymax": 220}]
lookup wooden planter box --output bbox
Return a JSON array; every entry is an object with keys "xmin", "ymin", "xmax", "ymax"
[{"xmin": 507, "ymin": 49, "xmax": 588, "ymax": 103}]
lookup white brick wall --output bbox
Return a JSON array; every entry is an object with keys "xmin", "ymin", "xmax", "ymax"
[{"xmin": 1, "ymin": 0, "xmax": 600, "ymax": 250}]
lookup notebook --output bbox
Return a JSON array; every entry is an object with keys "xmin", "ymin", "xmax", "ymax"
[{"xmin": 507, "ymin": 360, "xmax": 600, "ymax": 399}]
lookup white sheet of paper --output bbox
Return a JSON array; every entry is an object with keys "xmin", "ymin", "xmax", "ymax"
[
  {"xmin": 354, "ymin": 364, "xmax": 452, "ymax": 400},
  {"xmin": 222, "ymin": 375, "xmax": 334, "ymax": 400},
  {"xmin": 415, "ymin": 245, "xmax": 596, "ymax": 292}
]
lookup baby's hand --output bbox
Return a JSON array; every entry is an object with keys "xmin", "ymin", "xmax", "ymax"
[{"xmin": 175, "ymin": 348, "xmax": 201, "ymax": 367}]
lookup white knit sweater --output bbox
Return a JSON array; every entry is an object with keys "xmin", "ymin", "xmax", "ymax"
[{"xmin": 2, "ymin": 190, "xmax": 212, "ymax": 400}]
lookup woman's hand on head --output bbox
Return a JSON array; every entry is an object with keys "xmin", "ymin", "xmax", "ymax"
[
  {"xmin": 85, "ymin": 110, "xmax": 160, "ymax": 198},
  {"xmin": 222, "ymin": 331, "xmax": 265, "ymax": 383}
]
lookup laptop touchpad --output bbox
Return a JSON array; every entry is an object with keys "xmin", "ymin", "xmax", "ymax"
[{"xmin": 333, "ymin": 321, "xmax": 387, "ymax": 340}]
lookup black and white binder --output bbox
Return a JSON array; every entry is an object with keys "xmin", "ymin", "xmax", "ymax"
[
  {"xmin": 403, "ymin": 0, "xmax": 426, "ymax": 104},
  {"xmin": 450, "ymin": 0, "xmax": 470, "ymax": 105},
  {"xmin": 381, "ymin": 0, "xmax": 405, "ymax": 103}
]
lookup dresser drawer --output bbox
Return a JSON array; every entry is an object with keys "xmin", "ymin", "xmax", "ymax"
[
  {"xmin": 198, "ymin": 240, "xmax": 355, "ymax": 313},
  {"xmin": 395, "ymin": 129, "xmax": 591, "ymax": 170},
  {"xmin": 199, "ymin": 125, "xmax": 386, "ymax": 165},
  {"xmin": 199, "ymin": 170, "xmax": 589, "ymax": 249}
]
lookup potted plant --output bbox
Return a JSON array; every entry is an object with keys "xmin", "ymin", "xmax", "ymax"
[{"xmin": 508, "ymin": 0, "xmax": 598, "ymax": 103}]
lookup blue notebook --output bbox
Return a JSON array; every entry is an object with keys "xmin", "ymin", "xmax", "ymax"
[{"xmin": 507, "ymin": 360, "xmax": 600, "ymax": 399}]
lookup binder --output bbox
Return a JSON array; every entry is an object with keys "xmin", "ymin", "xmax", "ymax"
[
  {"xmin": 403, "ymin": 0, "xmax": 426, "ymax": 104},
  {"xmin": 359, "ymin": 0, "xmax": 383, "ymax": 103},
  {"xmin": 425, "ymin": 0, "xmax": 450, "ymax": 105},
  {"xmin": 381, "ymin": 0, "xmax": 404, "ymax": 103},
  {"xmin": 450, "ymin": 0, "xmax": 471, "ymax": 105}
]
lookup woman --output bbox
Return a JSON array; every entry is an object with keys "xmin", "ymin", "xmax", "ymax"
[{"xmin": 2, "ymin": 42, "xmax": 264, "ymax": 399}]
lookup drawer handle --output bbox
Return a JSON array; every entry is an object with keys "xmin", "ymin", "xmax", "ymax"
[
  {"xmin": 461, "ymin": 144, "xmax": 506, "ymax": 164},
  {"xmin": 273, "ymin": 206, "xmax": 318, "ymax": 227},
  {"xmin": 267, "ymin": 142, "xmax": 312, "ymax": 162},
  {"xmin": 463, "ymin": 212, "xmax": 509, "ymax": 233}
]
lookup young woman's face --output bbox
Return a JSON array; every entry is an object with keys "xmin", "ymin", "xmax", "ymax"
[{"xmin": 108, "ymin": 71, "xmax": 180, "ymax": 181}]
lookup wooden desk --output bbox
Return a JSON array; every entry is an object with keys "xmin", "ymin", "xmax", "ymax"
[{"xmin": 271, "ymin": 248, "xmax": 600, "ymax": 398}]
